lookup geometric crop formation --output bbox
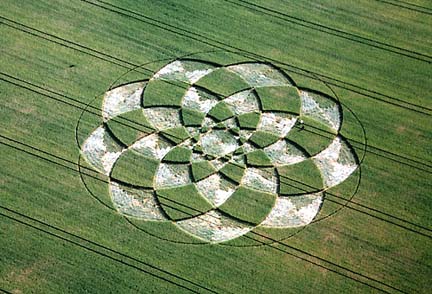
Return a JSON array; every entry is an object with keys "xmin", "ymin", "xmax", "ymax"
[{"xmin": 81, "ymin": 59, "xmax": 358, "ymax": 243}]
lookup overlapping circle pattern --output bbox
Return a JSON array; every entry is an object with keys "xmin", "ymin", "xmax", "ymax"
[{"xmin": 81, "ymin": 59, "xmax": 358, "ymax": 243}]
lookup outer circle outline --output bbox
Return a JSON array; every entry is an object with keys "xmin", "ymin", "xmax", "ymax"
[{"xmin": 74, "ymin": 50, "xmax": 366, "ymax": 247}]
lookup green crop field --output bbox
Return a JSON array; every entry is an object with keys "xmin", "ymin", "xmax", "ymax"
[{"xmin": 1, "ymin": 0, "xmax": 431, "ymax": 293}]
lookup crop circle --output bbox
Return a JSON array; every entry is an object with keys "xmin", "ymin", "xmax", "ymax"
[{"xmin": 79, "ymin": 57, "xmax": 360, "ymax": 243}]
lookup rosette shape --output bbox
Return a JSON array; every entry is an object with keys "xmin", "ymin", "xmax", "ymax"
[{"xmin": 81, "ymin": 59, "xmax": 358, "ymax": 243}]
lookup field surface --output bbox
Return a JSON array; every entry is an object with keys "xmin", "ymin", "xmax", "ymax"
[{"xmin": 1, "ymin": 0, "xmax": 431, "ymax": 293}]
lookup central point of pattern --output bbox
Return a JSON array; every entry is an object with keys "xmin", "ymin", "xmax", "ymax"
[{"xmin": 199, "ymin": 129, "xmax": 238, "ymax": 158}]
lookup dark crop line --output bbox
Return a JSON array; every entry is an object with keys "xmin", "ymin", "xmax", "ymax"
[
  {"xmin": 324, "ymin": 197, "xmax": 432, "ymax": 239},
  {"xmin": 80, "ymin": 0, "xmax": 432, "ymax": 116},
  {"xmin": 0, "ymin": 16, "xmax": 143, "ymax": 72},
  {"xmin": 126, "ymin": 178, "xmax": 432, "ymax": 247},
  {"xmin": 247, "ymin": 232, "xmax": 410, "ymax": 293},
  {"xmin": 2, "ymin": 15, "xmax": 431, "ymax": 170},
  {"xmin": 3, "ymin": 71, "xmax": 431, "ymax": 176},
  {"xmin": 2, "ymin": 16, "xmax": 431, "ymax": 169},
  {"xmin": 121, "ymin": 162, "xmax": 412, "ymax": 293},
  {"xmin": 272, "ymin": 162, "xmax": 432, "ymax": 236},
  {"xmin": 0, "ymin": 136, "xmax": 364, "ymax": 292},
  {"xmin": 6, "ymin": 94, "xmax": 430, "ymax": 242},
  {"xmin": 3, "ymin": 130, "xmax": 429, "ymax": 238},
  {"xmin": 0, "ymin": 15, "xmax": 226, "ymax": 104},
  {"xmin": 300, "ymin": 123, "xmax": 432, "ymax": 171},
  {"xmin": 0, "ymin": 16, "xmax": 225, "ymax": 100},
  {"xmin": 0, "ymin": 74, "xmax": 156, "ymax": 135},
  {"xmin": 0, "ymin": 208, "xmax": 220, "ymax": 294},
  {"xmin": 374, "ymin": 0, "xmax": 432, "ymax": 15},
  {"xmin": 1, "ymin": 132, "xmax": 430, "ymax": 243},
  {"xmin": 283, "ymin": 175, "xmax": 432, "ymax": 238},
  {"xmin": 1, "ymin": 14, "xmax": 430, "ymax": 232},
  {"xmin": 391, "ymin": 0, "xmax": 432, "ymax": 10},
  {"xmin": 145, "ymin": 201, "xmax": 407, "ymax": 294},
  {"xmin": 0, "ymin": 136, "xmax": 425, "ymax": 292},
  {"xmin": 291, "ymin": 123, "xmax": 432, "ymax": 173},
  {"xmin": 3, "ymin": 72, "xmax": 431, "ymax": 237},
  {"xmin": 0, "ymin": 289, "xmax": 13, "ymax": 294},
  {"xmin": 0, "ymin": 5, "xmax": 426, "ymax": 291},
  {"xmin": 0, "ymin": 17, "xmax": 226, "ymax": 99},
  {"xmin": 3, "ymin": 69, "xmax": 432, "ymax": 229},
  {"xmin": 4, "ymin": 4, "xmax": 430, "ymax": 181},
  {"xmin": 224, "ymin": 0, "xmax": 432, "ymax": 62},
  {"xmin": 0, "ymin": 138, "xmax": 404, "ymax": 294},
  {"xmin": 0, "ymin": 205, "xmax": 388, "ymax": 294}
]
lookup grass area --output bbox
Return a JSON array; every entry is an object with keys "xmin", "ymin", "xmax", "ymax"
[
  {"xmin": 249, "ymin": 130, "xmax": 280, "ymax": 148},
  {"xmin": 191, "ymin": 161, "xmax": 217, "ymax": 182},
  {"xmin": 237, "ymin": 112, "xmax": 260, "ymax": 129},
  {"xmin": 207, "ymin": 101, "xmax": 235, "ymax": 122},
  {"xmin": 162, "ymin": 146, "xmax": 192, "ymax": 163},
  {"xmin": 286, "ymin": 116, "xmax": 336, "ymax": 156},
  {"xmin": 195, "ymin": 68, "xmax": 250, "ymax": 97},
  {"xmin": 181, "ymin": 107, "xmax": 206, "ymax": 126},
  {"xmin": 110, "ymin": 150, "xmax": 159, "ymax": 188},
  {"xmin": 246, "ymin": 150, "xmax": 273, "ymax": 167},
  {"xmin": 219, "ymin": 162, "xmax": 245, "ymax": 183},
  {"xmin": 106, "ymin": 109, "xmax": 155, "ymax": 146},
  {"xmin": 156, "ymin": 184, "xmax": 214, "ymax": 220},
  {"xmin": 277, "ymin": 159, "xmax": 324, "ymax": 195},
  {"xmin": 160, "ymin": 127, "xmax": 191, "ymax": 144},
  {"xmin": 1, "ymin": 0, "xmax": 431, "ymax": 293},
  {"xmin": 218, "ymin": 187, "xmax": 276, "ymax": 224},
  {"xmin": 256, "ymin": 86, "xmax": 301, "ymax": 114},
  {"xmin": 143, "ymin": 79, "xmax": 188, "ymax": 107}
]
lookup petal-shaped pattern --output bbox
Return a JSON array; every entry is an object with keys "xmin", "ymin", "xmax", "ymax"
[
  {"xmin": 264, "ymin": 140, "xmax": 306, "ymax": 166},
  {"xmin": 81, "ymin": 126, "xmax": 124, "ymax": 175},
  {"xmin": 110, "ymin": 181, "xmax": 165, "ymax": 220},
  {"xmin": 182, "ymin": 86, "xmax": 219, "ymax": 114},
  {"xmin": 300, "ymin": 90, "xmax": 341, "ymax": 131},
  {"xmin": 195, "ymin": 174, "xmax": 236, "ymax": 206},
  {"xmin": 226, "ymin": 63, "xmax": 291, "ymax": 87},
  {"xmin": 102, "ymin": 81, "xmax": 146, "ymax": 121},
  {"xmin": 312, "ymin": 137, "xmax": 357, "ymax": 188},
  {"xmin": 155, "ymin": 163, "xmax": 191, "ymax": 188},
  {"xmin": 242, "ymin": 168, "xmax": 278, "ymax": 194},
  {"xmin": 260, "ymin": 193, "xmax": 323, "ymax": 227},
  {"xmin": 130, "ymin": 133, "xmax": 173, "ymax": 159},
  {"xmin": 143, "ymin": 107, "xmax": 182, "ymax": 130},
  {"xmin": 176, "ymin": 210, "xmax": 253, "ymax": 242},
  {"xmin": 223, "ymin": 90, "xmax": 260, "ymax": 115},
  {"xmin": 153, "ymin": 60, "xmax": 215, "ymax": 83},
  {"xmin": 210, "ymin": 159, "xmax": 227, "ymax": 171},
  {"xmin": 258, "ymin": 113, "xmax": 297, "ymax": 137},
  {"xmin": 200, "ymin": 130, "xmax": 238, "ymax": 157}
]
